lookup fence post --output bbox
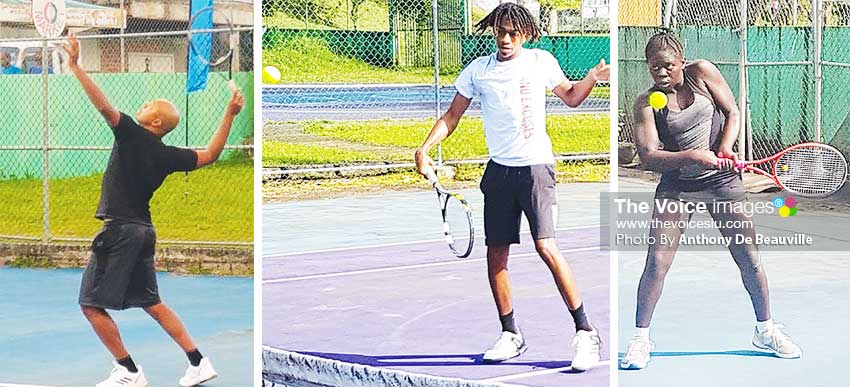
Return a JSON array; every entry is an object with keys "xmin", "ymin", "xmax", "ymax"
[
  {"xmin": 738, "ymin": 0, "xmax": 748, "ymax": 160},
  {"xmin": 663, "ymin": 0, "xmax": 674, "ymax": 28},
  {"xmin": 120, "ymin": 0, "xmax": 125, "ymax": 72},
  {"xmin": 814, "ymin": 0, "xmax": 824, "ymax": 142},
  {"xmin": 41, "ymin": 39, "xmax": 50, "ymax": 244},
  {"xmin": 432, "ymin": 0, "xmax": 442, "ymax": 165},
  {"xmin": 580, "ymin": 0, "xmax": 585, "ymax": 34}
]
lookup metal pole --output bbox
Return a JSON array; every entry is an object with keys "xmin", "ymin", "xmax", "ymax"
[
  {"xmin": 738, "ymin": 0, "xmax": 748, "ymax": 160},
  {"xmin": 120, "ymin": 0, "xmax": 126, "ymax": 72},
  {"xmin": 814, "ymin": 0, "xmax": 824, "ymax": 142},
  {"xmin": 432, "ymin": 0, "xmax": 442, "ymax": 165},
  {"xmin": 663, "ymin": 0, "xmax": 675, "ymax": 28},
  {"xmin": 41, "ymin": 39, "xmax": 50, "ymax": 244},
  {"xmin": 793, "ymin": 0, "xmax": 799, "ymax": 24},
  {"xmin": 580, "ymin": 0, "xmax": 585, "ymax": 34}
]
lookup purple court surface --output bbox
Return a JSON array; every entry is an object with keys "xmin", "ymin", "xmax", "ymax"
[
  {"xmin": 263, "ymin": 184, "xmax": 611, "ymax": 387},
  {"xmin": 617, "ymin": 177, "xmax": 850, "ymax": 387}
]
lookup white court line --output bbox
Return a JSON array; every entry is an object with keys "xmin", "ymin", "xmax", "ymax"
[
  {"xmin": 479, "ymin": 360, "xmax": 611, "ymax": 383},
  {"xmin": 265, "ymin": 225, "xmax": 601, "ymax": 258},
  {"xmin": 263, "ymin": 245, "xmax": 602, "ymax": 284}
]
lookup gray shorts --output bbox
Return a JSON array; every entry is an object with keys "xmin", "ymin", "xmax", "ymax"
[
  {"xmin": 79, "ymin": 222, "xmax": 160, "ymax": 310},
  {"xmin": 480, "ymin": 161, "xmax": 557, "ymax": 246}
]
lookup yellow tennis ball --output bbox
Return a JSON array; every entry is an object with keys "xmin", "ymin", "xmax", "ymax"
[
  {"xmin": 648, "ymin": 91, "xmax": 668, "ymax": 110},
  {"xmin": 262, "ymin": 66, "xmax": 281, "ymax": 84},
  {"xmin": 779, "ymin": 206, "xmax": 791, "ymax": 217},
  {"xmin": 781, "ymin": 164, "xmax": 789, "ymax": 172}
]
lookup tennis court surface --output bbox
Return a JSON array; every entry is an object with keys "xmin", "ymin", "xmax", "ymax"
[
  {"xmin": 263, "ymin": 183, "xmax": 610, "ymax": 387},
  {"xmin": 617, "ymin": 176, "xmax": 850, "ymax": 387},
  {"xmin": 0, "ymin": 268, "xmax": 253, "ymax": 387}
]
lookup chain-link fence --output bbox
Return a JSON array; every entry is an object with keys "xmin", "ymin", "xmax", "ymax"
[
  {"xmin": 262, "ymin": 0, "xmax": 611, "ymax": 200},
  {"xmin": 619, "ymin": 0, "xmax": 850, "ymax": 170},
  {"xmin": 1, "ymin": 0, "xmax": 254, "ymax": 245}
]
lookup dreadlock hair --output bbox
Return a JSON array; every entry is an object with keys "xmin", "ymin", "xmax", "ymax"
[
  {"xmin": 474, "ymin": 2, "xmax": 542, "ymax": 43},
  {"xmin": 645, "ymin": 30, "xmax": 685, "ymax": 61}
]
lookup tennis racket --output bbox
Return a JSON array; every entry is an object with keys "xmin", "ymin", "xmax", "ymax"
[
  {"xmin": 425, "ymin": 168, "xmax": 475, "ymax": 258},
  {"xmin": 722, "ymin": 142, "xmax": 848, "ymax": 197},
  {"xmin": 188, "ymin": 5, "xmax": 238, "ymax": 92}
]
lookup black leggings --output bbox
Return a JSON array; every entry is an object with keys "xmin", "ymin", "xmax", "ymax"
[{"xmin": 635, "ymin": 198, "xmax": 771, "ymax": 327}]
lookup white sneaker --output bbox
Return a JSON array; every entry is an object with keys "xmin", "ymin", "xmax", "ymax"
[
  {"xmin": 571, "ymin": 328, "xmax": 602, "ymax": 371},
  {"xmin": 482, "ymin": 331, "xmax": 527, "ymax": 363},
  {"xmin": 179, "ymin": 357, "xmax": 219, "ymax": 387},
  {"xmin": 620, "ymin": 336, "xmax": 654, "ymax": 370},
  {"xmin": 96, "ymin": 362, "xmax": 148, "ymax": 387},
  {"xmin": 752, "ymin": 324, "xmax": 802, "ymax": 359}
]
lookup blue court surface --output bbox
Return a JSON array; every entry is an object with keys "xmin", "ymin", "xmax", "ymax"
[
  {"xmin": 617, "ymin": 176, "xmax": 850, "ymax": 387},
  {"xmin": 0, "ymin": 268, "xmax": 253, "ymax": 387},
  {"xmin": 263, "ymin": 183, "xmax": 610, "ymax": 387},
  {"xmin": 262, "ymin": 85, "xmax": 608, "ymax": 121}
]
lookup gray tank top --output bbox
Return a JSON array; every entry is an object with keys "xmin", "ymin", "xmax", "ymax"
[{"xmin": 655, "ymin": 68, "xmax": 725, "ymax": 180}]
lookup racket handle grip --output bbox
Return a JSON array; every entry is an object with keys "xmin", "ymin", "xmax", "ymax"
[
  {"xmin": 425, "ymin": 168, "xmax": 439, "ymax": 186},
  {"xmin": 715, "ymin": 157, "xmax": 745, "ymax": 170},
  {"xmin": 227, "ymin": 79, "xmax": 238, "ymax": 93}
]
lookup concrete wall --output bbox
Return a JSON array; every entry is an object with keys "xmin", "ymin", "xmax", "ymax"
[{"xmin": 0, "ymin": 242, "xmax": 253, "ymax": 276}]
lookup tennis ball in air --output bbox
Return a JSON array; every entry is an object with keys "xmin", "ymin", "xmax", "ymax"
[
  {"xmin": 648, "ymin": 91, "xmax": 668, "ymax": 110},
  {"xmin": 780, "ymin": 164, "xmax": 789, "ymax": 172},
  {"xmin": 262, "ymin": 66, "xmax": 281, "ymax": 84},
  {"xmin": 779, "ymin": 206, "xmax": 791, "ymax": 217}
]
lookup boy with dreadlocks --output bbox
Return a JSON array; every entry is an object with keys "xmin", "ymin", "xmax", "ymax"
[
  {"xmin": 620, "ymin": 31, "xmax": 801, "ymax": 370},
  {"xmin": 414, "ymin": 2, "xmax": 609, "ymax": 370}
]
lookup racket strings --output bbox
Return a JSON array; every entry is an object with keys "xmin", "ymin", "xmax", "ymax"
[
  {"xmin": 189, "ymin": 6, "xmax": 235, "ymax": 68},
  {"xmin": 775, "ymin": 146, "xmax": 847, "ymax": 195}
]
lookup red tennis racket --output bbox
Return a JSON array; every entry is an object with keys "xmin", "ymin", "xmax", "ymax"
[{"xmin": 722, "ymin": 142, "xmax": 847, "ymax": 197}]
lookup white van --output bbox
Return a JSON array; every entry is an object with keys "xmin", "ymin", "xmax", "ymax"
[{"xmin": 0, "ymin": 42, "xmax": 69, "ymax": 75}]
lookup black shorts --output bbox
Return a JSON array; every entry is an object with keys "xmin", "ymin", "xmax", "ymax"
[
  {"xmin": 480, "ymin": 160, "xmax": 557, "ymax": 246},
  {"xmin": 79, "ymin": 222, "xmax": 160, "ymax": 310}
]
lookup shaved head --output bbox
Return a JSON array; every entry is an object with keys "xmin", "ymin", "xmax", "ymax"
[{"xmin": 136, "ymin": 98, "xmax": 181, "ymax": 136}]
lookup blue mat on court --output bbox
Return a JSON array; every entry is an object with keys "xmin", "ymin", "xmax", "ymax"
[
  {"xmin": 617, "ymin": 177, "xmax": 850, "ymax": 387},
  {"xmin": 0, "ymin": 268, "xmax": 253, "ymax": 387}
]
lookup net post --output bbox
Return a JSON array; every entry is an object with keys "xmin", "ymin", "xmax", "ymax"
[
  {"xmin": 738, "ymin": 0, "xmax": 748, "ymax": 161},
  {"xmin": 432, "ymin": 0, "xmax": 442, "ymax": 166},
  {"xmin": 41, "ymin": 38, "xmax": 51, "ymax": 244},
  {"xmin": 813, "ymin": 0, "xmax": 824, "ymax": 143}
]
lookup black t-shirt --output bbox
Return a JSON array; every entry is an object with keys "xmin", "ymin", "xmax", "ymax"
[{"xmin": 95, "ymin": 113, "xmax": 198, "ymax": 225}]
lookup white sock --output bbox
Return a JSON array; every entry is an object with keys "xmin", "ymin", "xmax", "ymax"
[
  {"xmin": 634, "ymin": 327, "xmax": 650, "ymax": 339},
  {"xmin": 756, "ymin": 319, "xmax": 774, "ymax": 333}
]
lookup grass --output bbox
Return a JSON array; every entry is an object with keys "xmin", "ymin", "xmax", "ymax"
[
  {"xmin": 263, "ymin": 160, "xmax": 609, "ymax": 201},
  {"xmin": 0, "ymin": 156, "xmax": 253, "ymax": 242},
  {"xmin": 264, "ymin": 37, "xmax": 455, "ymax": 84},
  {"xmin": 262, "ymin": 141, "xmax": 391, "ymax": 165},
  {"xmin": 261, "ymin": 115, "xmax": 609, "ymax": 201},
  {"xmin": 299, "ymin": 114, "xmax": 609, "ymax": 160},
  {"xmin": 263, "ymin": 36, "xmax": 612, "ymax": 89},
  {"xmin": 264, "ymin": 0, "xmax": 389, "ymax": 31},
  {"xmin": 263, "ymin": 115, "xmax": 608, "ymax": 167}
]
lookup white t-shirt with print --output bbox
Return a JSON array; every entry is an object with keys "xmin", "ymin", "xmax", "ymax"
[{"xmin": 454, "ymin": 48, "xmax": 566, "ymax": 167}]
